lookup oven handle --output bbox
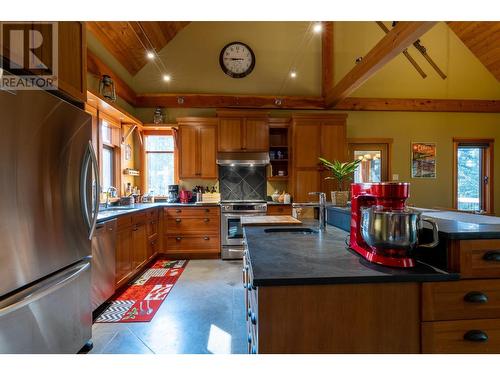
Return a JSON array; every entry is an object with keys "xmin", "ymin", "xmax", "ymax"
[{"xmin": 222, "ymin": 213, "xmax": 267, "ymax": 218}]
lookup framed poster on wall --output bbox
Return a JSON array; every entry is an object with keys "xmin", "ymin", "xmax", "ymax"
[{"xmin": 411, "ymin": 142, "xmax": 436, "ymax": 178}]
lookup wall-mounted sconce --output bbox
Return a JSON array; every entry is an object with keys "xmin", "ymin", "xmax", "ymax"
[{"xmin": 99, "ymin": 74, "xmax": 116, "ymax": 102}]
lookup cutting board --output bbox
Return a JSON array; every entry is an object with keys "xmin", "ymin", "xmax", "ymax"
[{"xmin": 241, "ymin": 215, "xmax": 302, "ymax": 226}]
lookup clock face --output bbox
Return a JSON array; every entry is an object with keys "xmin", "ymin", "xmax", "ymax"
[{"xmin": 219, "ymin": 42, "xmax": 255, "ymax": 78}]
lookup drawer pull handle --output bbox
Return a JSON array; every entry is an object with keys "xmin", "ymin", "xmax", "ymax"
[
  {"xmin": 483, "ymin": 251, "xmax": 500, "ymax": 262},
  {"xmin": 204, "ymin": 218, "xmax": 210, "ymax": 223},
  {"xmin": 176, "ymin": 237, "xmax": 182, "ymax": 241},
  {"xmin": 176, "ymin": 209, "xmax": 181, "ymax": 213},
  {"xmin": 176, "ymin": 218, "xmax": 181, "ymax": 223},
  {"xmin": 205, "ymin": 209, "xmax": 210, "ymax": 213},
  {"xmin": 464, "ymin": 291, "xmax": 489, "ymax": 304},
  {"xmin": 204, "ymin": 236, "xmax": 210, "ymax": 241},
  {"xmin": 464, "ymin": 330, "xmax": 488, "ymax": 343}
]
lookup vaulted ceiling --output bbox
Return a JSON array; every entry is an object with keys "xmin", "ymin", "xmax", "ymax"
[
  {"xmin": 86, "ymin": 21, "xmax": 190, "ymax": 75},
  {"xmin": 447, "ymin": 21, "xmax": 500, "ymax": 81}
]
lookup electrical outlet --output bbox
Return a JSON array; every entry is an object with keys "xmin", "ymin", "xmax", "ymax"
[{"xmin": 392, "ymin": 174, "xmax": 399, "ymax": 181}]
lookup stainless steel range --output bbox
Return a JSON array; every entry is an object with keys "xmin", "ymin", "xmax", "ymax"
[{"xmin": 221, "ymin": 202, "xmax": 267, "ymax": 259}]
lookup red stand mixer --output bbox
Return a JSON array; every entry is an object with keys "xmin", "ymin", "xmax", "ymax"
[{"xmin": 349, "ymin": 182, "xmax": 439, "ymax": 268}]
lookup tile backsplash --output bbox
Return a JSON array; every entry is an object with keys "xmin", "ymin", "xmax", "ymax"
[{"xmin": 218, "ymin": 166, "xmax": 266, "ymax": 201}]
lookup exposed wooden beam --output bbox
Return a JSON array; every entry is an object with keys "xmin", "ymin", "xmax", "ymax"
[
  {"xmin": 325, "ymin": 21, "xmax": 437, "ymax": 107},
  {"xmin": 322, "ymin": 21, "xmax": 334, "ymax": 97},
  {"xmin": 135, "ymin": 93, "xmax": 325, "ymax": 109},
  {"xmin": 334, "ymin": 97, "xmax": 500, "ymax": 113},
  {"xmin": 87, "ymin": 49, "xmax": 137, "ymax": 106}
]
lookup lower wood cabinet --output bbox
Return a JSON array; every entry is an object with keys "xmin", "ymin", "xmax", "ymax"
[
  {"xmin": 267, "ymin": 204, "xmax": 292, "ymax": 216},
  {"xmin": 114, "ymin": 209, "xmax": 160, "ymax": 288},
  {"xmin": 163, "ymin": 206, "xmax": 220, "ymax": 257}
]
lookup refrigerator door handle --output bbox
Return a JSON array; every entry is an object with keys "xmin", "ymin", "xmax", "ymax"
[
  {"xmin": 81, "ymin": 142, "xmax": 92, "ymax": 237},
  {"xmin": 0, "ymin": 259, "xmax": 91, "ymax": 318},
  {"xmin": 89, "ymin": 141, "xmax": 100, "ymax": 240}
]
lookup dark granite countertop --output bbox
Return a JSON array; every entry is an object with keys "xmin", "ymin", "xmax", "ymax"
[
  {"xmin": 97, "ymin": 202, "xmax": 219, "ymax": 222},
  {"xmin": 266, "ymin": 201, "xmax": 292, "ymax": 205},
  {"xmin": 326, "ymin": 206, "xmax": 500, "ymax": 240},
  {"xmin": 244, "ymin": 220, "xmax": 458, "ymax": 287}
]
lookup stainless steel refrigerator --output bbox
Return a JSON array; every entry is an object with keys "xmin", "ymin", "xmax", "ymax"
[{"xmin": 0, "ymin": 85, "xmax": 99, "ymax": 353}]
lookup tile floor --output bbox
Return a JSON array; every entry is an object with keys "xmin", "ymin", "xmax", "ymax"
[{"xmin": 89, "ymin": 259, "xmax": 247, "ymax": 354}]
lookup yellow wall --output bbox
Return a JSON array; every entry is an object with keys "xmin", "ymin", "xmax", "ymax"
[{"xmin": 345, "ymin": 111, "xmax": 500, "ymax": 215}]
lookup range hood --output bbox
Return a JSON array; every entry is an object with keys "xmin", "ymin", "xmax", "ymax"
[{"xmin": 216, "ymin": 152, "xmax": 270, "ymax": 166}]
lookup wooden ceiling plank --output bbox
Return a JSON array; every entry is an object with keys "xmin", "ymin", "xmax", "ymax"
[{"xmin": 325, "ymin": 21, "xmax": 437, "ymax": 107}]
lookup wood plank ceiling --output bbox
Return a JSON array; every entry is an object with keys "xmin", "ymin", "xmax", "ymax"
[
  {"xmin": 87, "ymin": 21, "xmax": 190, "ymax": 75},
  {"xmin": 447, "ymin": 21, "xmax": 500, "ymax": 81}
]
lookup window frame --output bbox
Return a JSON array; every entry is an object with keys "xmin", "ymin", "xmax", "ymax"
[
  {"xmin": 98, "ymin": 117, "xmax": 120, "ymax": 194},
  {"xmin": 452, "ymin": 138, "xmax": 494, "ymax": 214},
  {"xmin": 142, "ymin": 130, "xmax": 177, "ymax": 197}
]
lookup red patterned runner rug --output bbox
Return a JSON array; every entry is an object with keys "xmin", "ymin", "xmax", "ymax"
[{"xmin": 95, "ymin": 259, "xmax": 188, "ymax": 323}]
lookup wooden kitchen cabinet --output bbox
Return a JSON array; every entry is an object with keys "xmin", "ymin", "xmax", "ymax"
[
  {"xmin": 267, "ymin": 204, "xmax": 292, "ymax": 216},
  {"xmin": 115, "ymin": 226, "xmax": 133, "ymax": 286},
  {"xmin": 132, "ymin": 222, "xmax": 148, "ymax": 270},
  {"xmin": 291, "ymin": 114, "xmax": 347, "ymax": 202},
  {"xmin": 163, "ymin": 206, "xmax": 220, "ymax": 258},
  {"xmin": 217, "ymin": 110, "xmax": 269, "ymax": 152},
  {"xmin": 178, "ymin": 118, "xmax": 218, "ymax": 179}
]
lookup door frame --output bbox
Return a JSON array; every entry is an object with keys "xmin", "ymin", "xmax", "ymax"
[
  {"xmin": 452, "ymin": 138, "xmax": 494, "ymax": 214},
  {"xmin": 347, "ymin": 138, "xmax": 393, "ymax": 182}
]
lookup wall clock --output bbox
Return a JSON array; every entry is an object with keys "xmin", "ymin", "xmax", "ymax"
[{"xmin": 219, "ymin": 41, "xmax": 255, "ymax": 78}]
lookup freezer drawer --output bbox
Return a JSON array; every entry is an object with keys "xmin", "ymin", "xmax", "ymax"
[{"xmin": 0, "ymin": 259, "xmax": 92, "ymax": 354}]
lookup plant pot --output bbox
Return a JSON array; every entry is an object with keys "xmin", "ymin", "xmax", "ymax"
[{"xmin": 331, "ymin": 191, "xmax": 349, "ymax": 207}]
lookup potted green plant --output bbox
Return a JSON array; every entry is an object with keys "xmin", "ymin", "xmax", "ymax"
[{"xmin": 319, "ymin": 157, "xmax": 361, "ymax": 206}]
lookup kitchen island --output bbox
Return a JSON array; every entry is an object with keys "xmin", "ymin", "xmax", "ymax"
[{"xmin": 243, "ymin": 220, "xmax": 500, "ymax": 354}]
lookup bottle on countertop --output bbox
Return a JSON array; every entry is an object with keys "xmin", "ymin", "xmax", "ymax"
[{"xmin": 284, "ymin": 193, "xmax": 291, "ymax": 204}]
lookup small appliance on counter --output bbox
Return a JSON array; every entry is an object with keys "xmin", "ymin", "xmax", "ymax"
[
  {"xmin": 350, "ymin": 182, "xmax": 439, "ymax": 268},
  {"xmin": 179, "ymin": 189, "xmax": 193, "ymax": 204},
  {"xmin": 167, "ymin": 185, "xmax": 179, "ymax": 203}
]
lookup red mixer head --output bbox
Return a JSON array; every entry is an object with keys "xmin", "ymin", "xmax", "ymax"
[{"xmin": 349, "ymin": 182, "xmax": 414, "ymax": 268}]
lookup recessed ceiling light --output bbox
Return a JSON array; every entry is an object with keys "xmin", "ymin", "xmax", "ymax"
[
  {"xmin": 163, "ymin": 74, "xmax": 171, "ymax": 82},
  {"xmin": 290, "ymin": 71, "xmax": 297, "ymax": 78},
  {"xmin": 147, "ymin": 51, "xmax": 155, "ymax": 59},
  {"xmin": 313, "ymin": 22, "xmax": 323, "ymax": 33}
]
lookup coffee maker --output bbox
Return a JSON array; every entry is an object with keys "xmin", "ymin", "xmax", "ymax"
[
  {"xmin": 350, "ymin": 182, "xmax": 439, "ymax": 268},
  {"xmin": 167, "ymin": 185, "xmax": 179, "ymax": 203}
]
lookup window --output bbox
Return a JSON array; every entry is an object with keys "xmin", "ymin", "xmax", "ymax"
[
  {"xmin": 145, "ymin": 134, "xmax": 175, "ymax": 196},
  {"xmin": 102, "ymin": 145, "xmax": 114, "ymax": 192},
  {"xmin": 348, "ymin": 140, "xmax": 391, "ymax": 183},
  {"xmin": 453, "ymin": 139, "xmax": 494, "ymax": 213}
]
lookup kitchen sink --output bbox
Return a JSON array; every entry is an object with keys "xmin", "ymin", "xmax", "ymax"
[{"xmin": 264, "ymin": 227, "xmax": 318, "ymax": 234}]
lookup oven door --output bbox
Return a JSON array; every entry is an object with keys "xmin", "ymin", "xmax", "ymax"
[{"xmin": 221, "ymin": 213, "xmax": 264, "ymax": 246}]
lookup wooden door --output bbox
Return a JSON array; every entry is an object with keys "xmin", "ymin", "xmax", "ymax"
[
  {"xmin": 179, "ymin": 125, "xmax": 199, "ymax": 178},
  {"xmin": 348, "ymin": 142, "xmax": 390, "ymax": 183},
  {"xmin": 295, "ymin": 170, "xmax": 321, "ymax": 202},
  {"xmin": 199, "ymin": 125, "xmax": 218, "ymax": 178},
  {"xmin": 116, "ymin": 228, "xmax": 132, "ymax": 286},
  {"xmin": 219, "ymin": 118, "xmax": 242, "ymax": 151},
  {"xmin": 132, "ymin": 223, "xmax": 148, "ymax": 269},
  {"xmin": 244, "ymin": 119, "xmax": 269, "ymax": 151},
  {"xmin": 321, "ymin": 122, "xmax": 347, "ymax": 192},
  {"xmin": 294, "ymin": 123, "xmax": 321, "ymax": 168}
]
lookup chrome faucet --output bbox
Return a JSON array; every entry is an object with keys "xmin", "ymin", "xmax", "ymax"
[
  {"xmin": 308, "ymin": 192, "xmax": 327, "ymax": 231},
  {"xmin": 105, "ymin": 186, "xmax": 117, "ymax": 209}
]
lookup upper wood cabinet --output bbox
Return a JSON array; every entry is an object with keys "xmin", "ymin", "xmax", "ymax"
[
  {"xmin": 291, "ymin": 114, "xmax": 347, "ymax": 202},
  {"xmin": 0, "ymin": 21, "xmax": 86, "ymax": 103},
  {"xmin": 217, "ymin": 110, "xmax": 269, "ymax": 152},
  {"xmin": 178, "ymin": 118, "xmax": 218, "ymax": 179}
]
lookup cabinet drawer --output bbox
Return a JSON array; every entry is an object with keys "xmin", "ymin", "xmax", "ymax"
[
  {"xmin": 116, "ymin": 215, "xmax": 132, "ymax": 231},
  {"xmin": 423, "ymin": 280, "xmax": 500, "ymax": 321},
  {"xmin": 165, "ymin": 235, "xmax": 220, "ymax": 252},
  {"xmin": 422, "ymin": 319, "xmax": 500, "ymax": 353},
  {"xmin": 452, "ymin": 240, "xmax": 500, "ymax": 278},
  {"xmin": 165, "ymin": 206, "xmax": 220, "ymax": 218},
  {"xmin": 132, "ymin": 211, "xmax": 147, "ymax": 225},
  {"xmin": 166, "ymin": 217, "xmax": 219, "ymax": 234},
  {"xmin": 267, "ymin": 205, "xmax": 292, "ymax": 216},
  {"xmin": 147, "ymin": 209, "xmax": 159, "ymax": 221}
]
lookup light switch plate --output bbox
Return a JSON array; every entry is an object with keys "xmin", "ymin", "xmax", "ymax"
[{"xmin": 392, "ymin": 174, "xmax": 399, "ymax": 181}]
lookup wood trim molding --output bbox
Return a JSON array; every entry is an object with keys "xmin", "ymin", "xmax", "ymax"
[
  {"xmin": 322, "ymin": 21, "xmax": 334, "ymax": 98},
  {"xmin": 347, "ymin": 138, "xmax": 394, "ymax": 144},
  {"xmin": 335, "ymin": 97, "xmax": 500, "ymax": 113},
  {"xmin": 135, "ymin": 93, "xmax": 325, "ymax": 109},
  {"xmin": 87, "ymin": 49, "xmax": 137, "ymax": 106},
  {"xmin": 325, "ymin": 21, "xmax": 437, "ymax": 107}
]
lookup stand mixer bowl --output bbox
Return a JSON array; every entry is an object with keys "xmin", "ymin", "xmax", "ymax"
[{"xmin": 360, "ymin": 206, "xmax": 439, "ymax": 253}]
